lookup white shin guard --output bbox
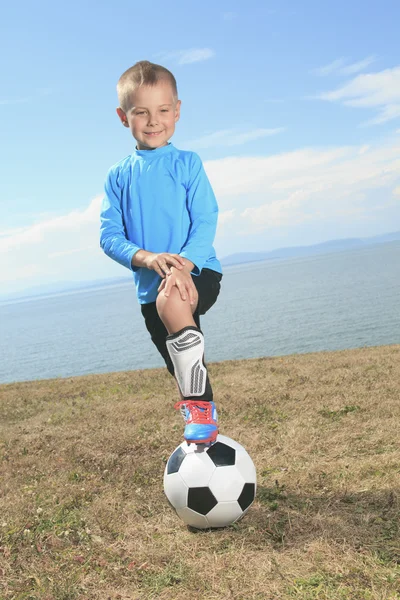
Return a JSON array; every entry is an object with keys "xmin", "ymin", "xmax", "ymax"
[{"xmin": 166, "ymin": 327, "xmax": 207, "ymax": 398}]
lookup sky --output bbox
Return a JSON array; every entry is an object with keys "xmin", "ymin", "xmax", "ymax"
[{"xmin": 1, "ymin": 0, "xmax": 400, "ymax": 295}]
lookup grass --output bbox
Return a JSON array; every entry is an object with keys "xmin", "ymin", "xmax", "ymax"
[{"xmin": 0, "ymin": 344, "xmax": 399, "ymax": 599}]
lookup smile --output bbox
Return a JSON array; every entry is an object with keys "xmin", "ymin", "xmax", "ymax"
[{"xmin": 145, "ymin": 131, "xmax": 163, "ymax": 136}]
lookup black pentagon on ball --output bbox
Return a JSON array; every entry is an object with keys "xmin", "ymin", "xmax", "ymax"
[
  {"xmin": 238, "ymin": 483, "xmax": 256, "ymax": 511},
  {"xmin": 207, "ymin": 442, "xmax": 236, "ymax": 466},
  {"xmin": 188, "ymin": 487, "xmax": 218, "ymax": 515},
  {"xmin": 167, "ymin": 447, "xmax": 186, "ymax": 474}
]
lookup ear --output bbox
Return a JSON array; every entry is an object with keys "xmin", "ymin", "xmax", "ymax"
[
  {"xmin": 174, "ymin": 100, "xmax": 181, "ymax": 123},
  {"xmin": 116, "ymin": 107, "xmax": 129, "ymax": 127}
]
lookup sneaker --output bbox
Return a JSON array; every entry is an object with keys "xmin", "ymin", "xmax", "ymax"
[{"xmin": 174, "ymin": 400, "xmax": 218, "ymax": 445}]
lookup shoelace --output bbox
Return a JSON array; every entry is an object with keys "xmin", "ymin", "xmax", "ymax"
[{"xmin": 174, "ymin": 400, "xmax": 215, "ymax": 424}]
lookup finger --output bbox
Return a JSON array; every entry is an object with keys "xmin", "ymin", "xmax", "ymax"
[
  {"xmin": 153, "ymin": 263, "xmax": 165, "ymax": 278},
  {"xmin": 176, "ymin": 280, "xmax": 187, "ymax": 301},
  {"xmin": 164, "ymin": 276, "xmax": 174, "ymax": 298},
  {"xmin": 185, "ymin": 281, "xmax": 195, "ymax": 305},
  {"xmin": 157, "ymin": 279, "xmax": 166, "ymax": 293},
  {"xmin": 188, "ymin": 284, "xmax": 196, "ymax": 305},
  {"xmin": 158, "ymin": 260, "xmax": 171, "ymax": 276},
  {"xmin": 166, "ymin": 256, "xmax": 183, "ymax": 270}
]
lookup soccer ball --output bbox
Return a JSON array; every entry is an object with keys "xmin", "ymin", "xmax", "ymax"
[{"xmin": 163, "ymin": 434, "xmax": 257, "ymax": 529}]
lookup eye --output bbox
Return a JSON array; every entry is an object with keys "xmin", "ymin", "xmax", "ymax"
[
  {"xmin": 161, "ymin": 109, "xmax": 169, "ymax": 112},
  {"xmin": 136, "ymin": 111, "xmax": 146, "ymax": 115}
]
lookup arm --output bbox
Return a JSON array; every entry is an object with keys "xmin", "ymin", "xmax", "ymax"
[
  {"xmin": 179, "ymin": 154, "xmax": 218, "ymax": 275},
  {"xmin": 133, "ymin": 249, "xmax": 186, "ymax": 277},
  {"xmin": 100, "ymin": 168, "xmax": 140, "ymax": 271}
]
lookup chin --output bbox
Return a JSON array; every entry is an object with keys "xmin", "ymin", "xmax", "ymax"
[
  {"xmin": 151, "ymin": 141, "xmax": 168, "ymax": 149},
  {"xmin": 140, "ymin": 138, "xmax": 164, "ymax": 148}
]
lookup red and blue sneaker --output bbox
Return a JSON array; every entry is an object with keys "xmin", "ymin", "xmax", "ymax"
[{"xmin": 174, "ymin": 400, "xmax": 218, "ymax": 445}]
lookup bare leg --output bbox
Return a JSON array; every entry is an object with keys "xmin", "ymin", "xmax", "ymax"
[{"xmin": 156, "ymin": 286, "xmax": 198, "ymax": 335}]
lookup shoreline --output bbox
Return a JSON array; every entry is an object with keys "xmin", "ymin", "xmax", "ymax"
[{"xmin": 2, "ymin": 342, "xmax": 399, "ymax": 388}]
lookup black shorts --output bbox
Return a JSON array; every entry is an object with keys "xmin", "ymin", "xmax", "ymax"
[{"xmin": 141, "ymin": 268, "xmax": 222, "ymax": 376}]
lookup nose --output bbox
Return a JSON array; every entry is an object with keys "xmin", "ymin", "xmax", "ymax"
[{"xmin": 147, "ymin": 113, "xmax": 158, "ymax": 126}]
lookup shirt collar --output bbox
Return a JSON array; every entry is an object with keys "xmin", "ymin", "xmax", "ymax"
[{"xmin": 133, "ymin": 142, "xmax": 174, "ymax": 160}]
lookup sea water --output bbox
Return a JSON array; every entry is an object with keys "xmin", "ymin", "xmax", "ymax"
[{"xmin": 1, "ymin": 242, "xmax": 399, "ymax": 384}]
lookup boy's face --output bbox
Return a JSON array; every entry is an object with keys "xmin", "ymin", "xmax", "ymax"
[{"xmin": 117, "ymin": 80, "xmax": 181, "ymax": 150}]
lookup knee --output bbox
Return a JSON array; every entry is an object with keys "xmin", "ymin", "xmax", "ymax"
[
  {"xmin": 156, "ymin": 285, "xmax": 178, "ymax": 317},
  {"xmin": 156, "ymin": 285, "xmax": 198, "ymax": 320}
]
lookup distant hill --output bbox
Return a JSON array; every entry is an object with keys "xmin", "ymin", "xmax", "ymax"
[
  {"xmin": 220, "ymin": 230, "xmax": 400, "ymax": 267},
  {"xmin": 0, "ymin": 276, "xmax": 131, "ymax": 303}
]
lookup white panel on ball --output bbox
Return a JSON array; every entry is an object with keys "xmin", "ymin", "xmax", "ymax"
[
  {"xmin": 208, "ymin": 465, "xmax": 246, "ymax": 502},
  {"xmin": 163, "ymin": 472, "xmax": 188, "ymax": 510},
  {"xmin": 176, "ymin": 507, "xmax": 210, "ymax": 529},
  {"xmin": 234, "ymin": 452, "xmax": 257, "ymax": 483},
  {"xmin": 178, "ymin": 452, "xmax": 215, "ymax": 487},
  {"xmin": 206, "ymin": 501, "xmax": 243, "ymax": 528}
]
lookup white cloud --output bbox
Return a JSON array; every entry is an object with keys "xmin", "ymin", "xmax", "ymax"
[
  {"xmin": 48, "ymin": 246, "xmax": 98, "ymax": 259},
  {"xmin": 340, "ymin": 56, "xmax": 377, "ymax": 76},
  {"xmin": 204, "ymin": 146, "xmax": 354, "ymax": 199},
  {"xmin": 313, "ymin": 58, "xmax": 348, "ymax": 76},
  {"xmin": 316, "ymin": 65, "xmax": 400, "ymax": 125},
  {"xmin": 359, "ymin": 145, "xmax": 370, "ymax": 155},
  {"xmin": 312, "ymin": 56, "xmax": 376, "ymax": 77},
  {"xmin": 241, "ymin": 190, "xmax": 313, "ymax": 231},
  {"xmin": 202, "ymin": 136, "xmax": 400, "ymax": 236},
  {"xmin": 218, "ymin": 209, "xmax": 236, "ymax": 225},
  {"xmin": 0, "ymin": 225, "xmax": 31, "ymax": 238},
  {"xmin": 156, "ymin": 48, "xmax": 215, "ymax": 66},
  {"xmin": 1, "ymin": 196, "xmax": 102, "ymax": 252},
  {"xmin": 186, "ymin": 127, "xmax": 285, "ymax": 149},
  {"xmin": 393, "ymin": 185, "xmax": 400, "ymax": 197},
  {"xmin": 178, "ymin": 48, "xmax": 215, "ymax": 65},
  {"xmin": 0, "ymin": 196, "xmax": 125, "ymax": 293}
]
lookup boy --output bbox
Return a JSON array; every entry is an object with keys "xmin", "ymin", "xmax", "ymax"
[{"xmin": 100, "ymin": 61, "xmax": 222, "ymax": 445}]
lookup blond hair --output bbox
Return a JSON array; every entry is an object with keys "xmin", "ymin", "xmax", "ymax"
[{"xmin": 117, "ymin": 61, "xmax": 178, "ymax": 113}]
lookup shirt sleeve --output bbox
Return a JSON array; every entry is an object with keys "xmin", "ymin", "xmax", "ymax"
[
  {"xmin": 179, "ymin": 153, "xmax": 218, "ymax": 275},
  {"xmin": 99, "ymin": 167, "xmax": 141, "ymax": 271}
]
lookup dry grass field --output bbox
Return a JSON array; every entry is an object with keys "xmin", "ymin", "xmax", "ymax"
[{"xmin": 0, "ymin": 345, "xmax": 399, "ymax": 600}]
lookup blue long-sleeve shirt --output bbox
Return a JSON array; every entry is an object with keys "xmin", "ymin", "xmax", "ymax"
[{"xmin": 100, "ymin": 143, "xmax": 222, "ymax": 304}]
